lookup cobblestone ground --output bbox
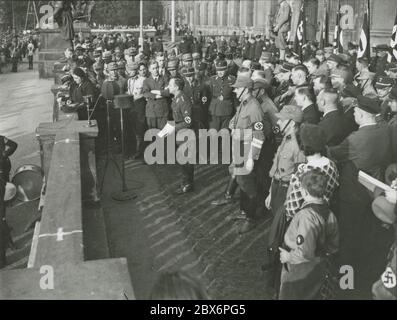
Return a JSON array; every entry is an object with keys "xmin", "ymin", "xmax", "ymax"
[{"xmin": 100, "ymin": 158, "xmax": 274, "ymax": 300}]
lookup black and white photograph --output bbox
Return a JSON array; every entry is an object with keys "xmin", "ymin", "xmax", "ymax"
[{"xmin": 0, "ymin": 0, "xmax": 396, "ymax": 305}]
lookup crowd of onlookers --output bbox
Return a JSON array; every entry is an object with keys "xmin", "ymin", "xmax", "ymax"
[
  {"xmin": 0, "ymin": 29, "xmax": 39, "ymax": 73},
  {"xmin": 52, "ymin": 27, "xmax": 397, "ymax": 299}
]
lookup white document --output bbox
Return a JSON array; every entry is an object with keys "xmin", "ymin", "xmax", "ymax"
[{"xmin": 157, "ymin": 122, "xmax": 175, "ymax": 138}]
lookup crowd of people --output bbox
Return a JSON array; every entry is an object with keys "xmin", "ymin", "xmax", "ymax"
[
  {"xmin": 0, "ymin": 29, "xmax": 39, "ymax": 73},
  {"xmin": 52, "ymin": 25, "xmax": 397, "ymax": 299}
]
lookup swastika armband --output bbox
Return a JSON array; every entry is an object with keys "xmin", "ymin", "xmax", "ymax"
[
  {"xmin": 381, "ymin": 267, "xmax": 396, "ymax": 289},
  {"xmin": 254, "ymin": 121, "xmax": 264, "ymax": 131},
  {"xmin": 202, "ymin": 96, "xmax": 208, "ymax": 104},
  {"xmin": 184, "ymin": 116, "xmax": 192, "ymax": 124}
]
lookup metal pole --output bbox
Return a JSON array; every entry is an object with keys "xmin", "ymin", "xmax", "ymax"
[
  {"xmin": 171, "ymin": 0, "xmax": 175, "ymax": 43},
  {"xmin": 139, "ymin": 0, "xmax": 143, "ymax": 53}
]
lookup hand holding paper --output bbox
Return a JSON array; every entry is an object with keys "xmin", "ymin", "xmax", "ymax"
[{"xmin": 158, "ymin": 122, "xmax": 175, "ymax": 138}]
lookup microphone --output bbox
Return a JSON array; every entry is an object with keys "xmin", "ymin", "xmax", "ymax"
[{"xmin": 101, "ymin": 80, "xmax": 121, "ymax": 101}]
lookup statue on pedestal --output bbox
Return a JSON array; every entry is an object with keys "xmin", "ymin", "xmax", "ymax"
[{"xmin": 52, "ymin": 0, "xmax": 96, "ymax": 47}]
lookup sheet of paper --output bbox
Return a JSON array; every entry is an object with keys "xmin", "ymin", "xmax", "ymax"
[
  {"xmin": 358, "ymin": 171, "xmax": 393, "ymax": 193},
  {"xmin": 157, "ymin": 122, "xmax": 175, "ymax": 138}
]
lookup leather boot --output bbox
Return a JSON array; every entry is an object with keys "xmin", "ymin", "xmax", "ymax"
[
  {"xmin": 132, "ymin": 136, "xmax": 144, "ymax": 160},
  {"xmin": 238, "ymin": 196, "xmax": 258, "ymax": 234},
  {"xmin": 211, "ymin": 177, "xmax": 238, "ymax": 206}
]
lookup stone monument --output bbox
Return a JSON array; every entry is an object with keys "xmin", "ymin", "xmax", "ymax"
[{"xmin": 38, "ymin": 1, "xmax": 94, "ymax": 79}]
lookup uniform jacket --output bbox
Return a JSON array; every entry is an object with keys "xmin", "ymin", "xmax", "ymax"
[
  {"xmin": 269, "ymin": 131, "xmax": 306, "ymax": 182},
  {"xmin": 229, "ymin": 95, "xmax": 265, "ymax": 161},
  {"xmin": 227, "ymin": 61, "xmax": 239, "ymax": 77},
  {"xmin": 143, "ymin": 75, "xmax": 170, "ymax": 117},
  {"xmin": 170, "ymin": 92, "xmax": 193, "ymax": 132},
  {"xmin": 208, "ymin": 75, "xmax": 236, "ymax": 116},
  {"xmin": 179, "ymin": 41, "xmax": 192, "ymax": 54}
]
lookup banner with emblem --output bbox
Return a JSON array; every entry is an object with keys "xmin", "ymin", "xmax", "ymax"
[
  {"xmin": 333, "ymin": 0, "xmax": 343, "ymax": 54},
  {"xmin": 357, "ymin": 0, "xmax": 370, "ymax": 60},
  {"xmin": 294, "ymin": 4, "xmax": 306, "ymax": 61},
  {"xmin": 387, "ymin": 9, "xmax": 397, "ymax": 63},
  {"xmin": 320, "ymin": 0, "xmax": 329, "ymax": 50}
]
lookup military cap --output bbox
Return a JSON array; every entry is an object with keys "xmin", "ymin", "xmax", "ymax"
[
  {"xmin": 389, "ymin": 86, "xmax": 397, "ymax": 100},
  {"xmin": 75, "ymin": 44, "xmax": 85, "ymax": 51},
  {"xmin": 127, "ymin": 33, "xmax": 133, "ymax": 38},
  {"xmin": 182, "ymin": 53, "xmax": 193, "ymax": 61},
  {"xmin": 279, "ymin": 61, "xmax": 295, "ymax": 73},
  {"xmin": 126, "ymin": 62, "xmax": 138, "ymax": 71},
  {"xmin": 375, "ymin": 77, "xmax": 394, "ymax": 89},
  {"xmin": 324, "ymin": 46, "xmax": 334, "ymax": 53},
  {"xmin": 167, "ymin": 59, "xmax": 179, "ymax": 71},
  {"xmin": 215, "ymin": 59, "xmax": 228, "ymax": 71},
  {"xmin": 182, "ymin": 67, "xmax": 195, "ymax": 77},
  {"xmin": 231, "ymin": 75, "xmax": 254, "ymax": 88},
  {"xmin": 93, "ymin": 62, "xmax": 104, "ymax": 71},
  {"xmin": 330, "ymin": 68, "xmax": 353, "ymax": 83},
  {"xmin": 327, "ymin": 54, "xmax": 341, "ymax": 64},
  {"xmin": 107, "ymin": 62, "xmax": 119, "ymax": 71},
  {"xmin": 255, "ymin": 34, "xmax": 262, "ymax": 39},
  {"xmin": 192, "ymin": 52, "xmax": 201, "ymax": 60},
  {"xmin": 275, "ymin": 105, "xmax": 303, "ymax": 123},
  {"xmin": 356, "ymin": 95, "xmax": 381, "ymax": 114},
  {"xmin": 341, "ymin": 84, "xmax": 361, "ymax": 98}
]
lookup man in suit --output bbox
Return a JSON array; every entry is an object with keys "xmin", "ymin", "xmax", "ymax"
[
  {"xmin": 317, "ymin": 88, "xmax": 352, "ymax": 146},
  {"xmin": 142, "ymin": 61, "xmax": 170, "ymax": 129},
  {"xmin": 294, "ymin": 86, "xmax": 321, "ymax": 125},
  {"xmin": 273, "ymin": 0, "xmax": 291, "ymax": 61},
  {"xmin": 328, "ymin": 95, "xmax": 393, "ymax": 294}
]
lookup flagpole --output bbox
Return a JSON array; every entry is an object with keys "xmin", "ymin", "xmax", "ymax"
[{"xmin": 367, "ymin": 0, "xmax": 371, "ymax": 59}]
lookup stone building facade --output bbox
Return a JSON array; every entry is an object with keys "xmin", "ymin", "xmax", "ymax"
[{"xmin": 162, "ymin": 0, "xmax": 396, "ymax": 47}]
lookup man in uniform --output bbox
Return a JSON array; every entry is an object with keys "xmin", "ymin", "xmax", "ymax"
[
  {"xmin": 226, "ymin": 51, "xmax": 239, "ymax": 78},
  {"xmin": 208, "ymin": 60, "xmax": 236, "ymax": 131},
  {"xmin": 254, "ymin": 34, "xmax": 265, "ymax": 62},
  {"xmin": 228, "ymin": 76, "xmax": 266, "ymax": 234},
  {"xmin": 0, "ymin": 135, "xmax": 17, "ymax": 269},
  {"xmin": 182, "ymin": 67, "xmax": 209, "ymax": 130},
  {"xmin": 273, "ymin": 0, "xmax": 291, "ymax": 61},
  {"xmin": 143, "ymin": 61, "xmax": 170, "ymax": 129},
  {"xmin": 164, "ymin": 77, "xmax": 195, "ymax": 194}
]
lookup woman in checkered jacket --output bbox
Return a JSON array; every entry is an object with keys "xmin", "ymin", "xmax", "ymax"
[{"xmin": 284, "ymin": 124, "xmax": 340, "ymax": 222}]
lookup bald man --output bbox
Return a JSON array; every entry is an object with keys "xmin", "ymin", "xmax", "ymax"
[{"xmin": 317, "ymin": 88, "xmax": 353, "ymax": 146}]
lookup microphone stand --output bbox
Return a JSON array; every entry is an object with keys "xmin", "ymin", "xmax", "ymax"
[{"xmin": 99, "ymin": 98, "xmax": 123, "ymax": 194}]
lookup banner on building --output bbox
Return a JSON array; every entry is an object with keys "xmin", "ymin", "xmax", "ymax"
[
  {"xmin": 388, "ymin": 10, "xmax": 397, "ymax": 62},
  {"xmin": 357, "ymin": 1, "xmax": 370, "ymax": 60}
]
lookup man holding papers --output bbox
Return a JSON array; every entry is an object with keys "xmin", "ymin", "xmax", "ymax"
[
  {"xmin": 160, "ymin": 77, "xmax": 195, "ymax": 195},
  {"xmin": 328, "ymin": 95, "xmax": 393, "ymax": 294}
]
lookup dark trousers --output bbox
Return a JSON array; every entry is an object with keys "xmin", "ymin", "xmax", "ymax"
[
  {"xmin": 179, "ymin": 163, "xmax": 194, "ymax": 186},
  {"xmin": 208, "ymin": 115, "xmax": 232, "ymax": 131},
  {"xmin": 147, "ymin": 116, "xmax": 168, "ymax": 130},
  {"xmin": 127, "ymin": 98, "xmax": 147, "ymax": 156},
  {"xmin": 0, "ymin": 179, "xmax": 6, "ymax": 268},
  {"xmin": 28, "ymin": 55, "xmax": 33, "ymax": 69},
  {"xmin": 270, "ymin": 179, "xmax": 289, "ymax": 215},
  {"xmin": 11, "ymin": 58, "xmax": 17, "ymax": 72}
]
